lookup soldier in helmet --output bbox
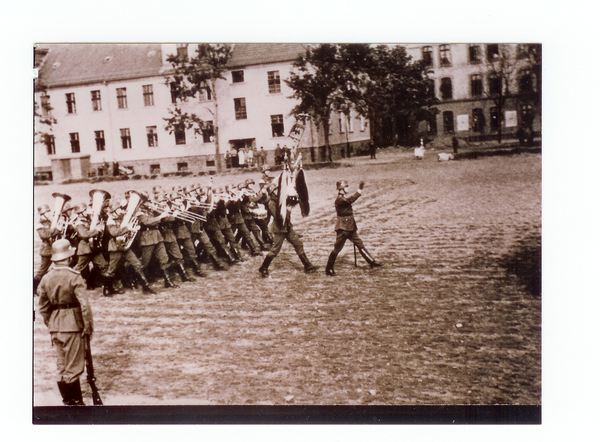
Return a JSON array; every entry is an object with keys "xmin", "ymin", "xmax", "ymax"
[
  {"xmin": 258, "ymin": 182, "xmax": 319, "ymax": 277},
  {"xmin": 34, "ymin": 204, "xmax": 61, "ymax": 296},
  {"xmin": 325, "ymin": 180, "xmax": 383, "ymax": 276},
  {"xmin": 37, "ymin": 239, "xmax": 94, "ymax": 405}
]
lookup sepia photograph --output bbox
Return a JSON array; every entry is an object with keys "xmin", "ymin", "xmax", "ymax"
[{"xmin": 32, "ymin": 42, "xmax": 542, "ymax": 423}]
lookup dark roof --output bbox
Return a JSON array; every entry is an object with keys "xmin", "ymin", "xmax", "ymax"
[
  {"xmin": 37, "ymin": 44, "xmax": 163, "ymax": 88},
  {"xmin": 227, "ymin": 43, "xmax": 306, "ymax": 68}
]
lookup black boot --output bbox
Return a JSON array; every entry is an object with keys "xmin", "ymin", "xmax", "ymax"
[
  {"xmin": 299, "ymin": 252, "xmax": 319, "ymax": 274},
  {"xmin": 57, "ymin": 381, "xmax": 71, "ymax": 405},
  {"xmin": 223, "ymin": 246, "xmax": 239, "ymax": 265},
  {"xmin": 177, "ymin": 263, "xmax": 196, "ymax": 282},
  {"xmin": 162, "ymin": 269, "xmax": 179, "ymax": 288},
  {"xmin": 259, "ymin": 255, "xmax": 274, "ymax": 278},
  {"xmin": 191, "ymin": 259, "xmax": 207, "ymax": 277},
  {"xmin": 230, "ymin": 244, "xmax": 247, "ymax": 262},
  {"xmin": 59, "ymin": 379, "xmax": 85, "ymax": 406},
  {"xmin": 325, "ymin": 251, "xmax": 338, "ymax": 276},
  {"xmin": 136, "ymin": 270, "xmax": 156, "ymax": 294},
  {"xmin": 358, "ymin": 247, "xmax": 383, "ymax": 268},
  {"xmin": 208, "ymin": 251, "xmax": 229, "ymax": 271}
]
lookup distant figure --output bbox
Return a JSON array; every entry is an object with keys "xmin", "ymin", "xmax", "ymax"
[
  {"xmin": 438, "ymin": 153, "xmax": 455, "ymax": 162},
  {"xmin": 238, "ymin": 148, "xmax": 246, "ymax": 168},
  {"xmin": 247, "ymin": 147, "xmax": 254, "ymax": 168},
  {"xmin": 452, "ymin": 136, "xmax": 459, "ymax": 154},
  {"xmin": 517, "ymin": 128, "xmax": 525, "ymax": 147},
  {"xmin": 414, "ymin": 139, "xmax": 426, "ymax": 160},
  {"xmin": 274, "ymin": 144, "xmax": 282, "ymax": 165},
  {"xmin": 369, "ymin": 141, "xmax": 377, "ymax": 159},
  {"xmin": 225, "ymin": 150, "xmax": 232, "ymax": 169},
  {"xmin": 113, "ymin": 161, "xmax": 120, "ymax": 176}
]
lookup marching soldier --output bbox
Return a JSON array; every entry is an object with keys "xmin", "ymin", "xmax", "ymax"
[
  {"xmin": 325, "ymin": 180, "xmax": 383, "ymax": 276},
  {"xmin": 34, "ymin": 204, "xmax": 60, "ymax": 296},
  {"xmin": 258, "ymin": 183, "xmax": 319, "ymax": 277},
  {"xmin": 161, "ymin": 193, "xmax": 195, "ymax": 283},
  {"xmin": 37, "ymin": 238, "xmax": 94, "ymax": 406},
  {"xmin": 72, "ymin": 203, "xmax": 109, "ymax": 289},
  {"xmin": 137, "ymin": 198, "xmax": 179, "ymax": 289}
]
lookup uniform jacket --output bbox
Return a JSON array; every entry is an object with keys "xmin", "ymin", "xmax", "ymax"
[
  {"xmin": 106, "ymin": 215, "xmax": 128, "ymax": 252},
  {"xmin": 38, "ymin": 265, "xmax": 93, "ymax": 334},
  {"xmin": 36, "ymin": 219, "xmax": 59, "ymax": 256},
  {"xmin": 173, "ymin": 220, "xmax": 192, "ymax": 239},
  {"xmin": 74, "ymin": 216, "xmax": 98, "ymax": 255},
  {"xmin": 138, "ymin": 212, "xmax": 164, "ymax": 246},
  {"xmin": 267, "ymin": 197, "xmax": 293, "ymax": 233},
  {"xmin": 334, "ymin": 191, "xmax": 362, "ymax": 232},
  {"xmin": 160, "ymin": 217, "xmax": 177, "ymax": 243}
]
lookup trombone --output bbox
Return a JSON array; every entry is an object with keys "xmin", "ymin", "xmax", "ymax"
[{"xmin": 144, "ymin": 200, "xmax": 206, "ymax": 223}]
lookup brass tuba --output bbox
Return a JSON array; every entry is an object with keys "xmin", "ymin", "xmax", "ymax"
[
  {"xmin": 119, "ymin": 190, "xmax": 147, "ymax": 250},
  {"xmin": 88, "ymin": 189, "xmax": 111, "ymax": 250},
  {"xmin": 50, "ymin": 192, "xmax": 72, "ymax": 233}
]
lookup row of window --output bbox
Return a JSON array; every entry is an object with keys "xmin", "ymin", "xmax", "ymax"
[
  {"xmin": 434, "ymin": 70, "xmax": 536, "ymax": 101},
  {"xmin": 439, "ymin": 104, "xmax": 534, "ymax": 134},
  {"xmin": 422, "ymin": 44, "xmax": 535, "ymax": 68},
  {"xmin": 230, "ymin": 69, "xmax": 282, "ymax": 94}
]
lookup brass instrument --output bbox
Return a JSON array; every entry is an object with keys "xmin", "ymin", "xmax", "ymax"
[
  {"xmin": 144, "ymin": 200, "xmax": 207, "ymax": 224},
  {"xmin": 119, "ymin": 190, "xmax": 147, "ymax": 250},
  {"xmin": 50, "ymin": 192, "xmax": 71, "ymax": 231},
  {"xmin": 88, "ymin": 189, "xmax": 111, "ymax": 250}
]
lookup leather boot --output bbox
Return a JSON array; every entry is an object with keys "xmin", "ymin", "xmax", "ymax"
[
  {"xmin": 191, "ymin": 259, "xmax": 207, "ymax": 277},
  {"xmin": 177, "ymin": 263, "xmax": 195, "ymax": 282},
  {"xmin": 358, "ymin": 247, "xmax": 383, "ymax": 268},
  {"xmin": 208, "ymin": 250, "xmax": 229, "ymax": 271},
  {"xmin": 223, "ymin": 246, "xmax": 239, "ymax": 265},
  {"xmin": 230, "ymin": 244, "xmax": 247, "ymax": 262},
  {"xmin": 66, "ymin": 378, "xmax": 85, "ymax": 406},
  {"xmin": 136, "ymin": 270, "xmax": 156, "ymax": 294},
  {"xmin": 258, "ymin": 255, "xmax": 274, "ymax": 278},
  {"xmin": 325, "ymin": 251, "xmax": 338, "ymax": 276},
  {"xmin": 57, "ymin": 381, "xmax": 71, "ymax": 405},
  {"xmin": 162, "ymin": 269, "xmax": 179, "ymax": 288},
  {"xmin": 299, "ymin": 252, "xmax": 319, "ymax": 273}
]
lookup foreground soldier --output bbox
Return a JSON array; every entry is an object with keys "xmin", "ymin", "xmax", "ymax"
[
  {"xmin": 325, "ymin": 180, "xmax": 383, "ymax": 276},
  {"xmin": 37, "ymin": 239, "xmax": 94, "ymax": 405},
  {"xmin": 258, "ymin": 183, "xmax": 318, "ymax": 277}
]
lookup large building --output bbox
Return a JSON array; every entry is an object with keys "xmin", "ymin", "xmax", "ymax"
[
  {"xmin": 405, "ymin": 43, "xmax": 541, "ymax": 144},
  {"xmin": 34, "ymin": 43, "xmax": 371, "ymax": 181}
]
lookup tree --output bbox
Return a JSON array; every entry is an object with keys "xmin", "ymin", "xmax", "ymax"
[
  {"xmin": 34, "ymin": 79, "xmax": 57, "ymax": 151},
  {"xmin": 363, "ymin": 45, "xmax": 436, "ymax": 147},
  {"xmin": 484, "ymin": 44, "xmax": 518, "ymax": 144},
  {"xmin": 286, "ymin": 44, "xmax": 368, "ymax": 162},
  {"xmin": 164, "ymin": 44, "xmax": 232, "ymax": 172}
]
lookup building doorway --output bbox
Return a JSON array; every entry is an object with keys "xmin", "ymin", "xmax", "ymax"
[{"xmin": 229, "ymin": 138, "xmax": 255, "ymax": 168}]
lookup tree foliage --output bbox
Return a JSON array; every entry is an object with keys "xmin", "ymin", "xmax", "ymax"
[{"xmin": 164, "ymin": 44, "xmax": 232, "ymax": 171}]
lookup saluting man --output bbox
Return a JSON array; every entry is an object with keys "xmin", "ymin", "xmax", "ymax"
[
  {"xmin": 37, "ymin": 239, "xmax": 94, "ymax": 405},
  {"xmin": 325, "ymin": 180, "xmax": 383, "ymax": 276}
]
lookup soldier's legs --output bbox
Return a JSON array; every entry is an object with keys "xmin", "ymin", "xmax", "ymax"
[
  {"xmin": 221, "ymin": 227, "xmax": 247, "ymax": 260},
  {"xmin": 234, "ymin": 222, "xmax": 261, "ymax": 256},
  {"xmin": 288, "ymin": 228, "xmax": 318, "ymax": 272},
  {"xmin": 153, "ymin": 242, "xmax": 178, "ymax": 287},
  {"xmin": 349, "ymin": 231, "xmax": 382, "ymax": 268},
  {"xmin": 52, "ymin": 332, "xmax": 85, "ymax": 384},
  {"xmin": 195, "ymin": 231, "xmax": 229, "ymax": 270}
]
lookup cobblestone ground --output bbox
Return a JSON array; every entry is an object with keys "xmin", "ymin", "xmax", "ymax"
[{"xmin": 33, "ymin": 149, "xmax": 541, "ymax": 406}]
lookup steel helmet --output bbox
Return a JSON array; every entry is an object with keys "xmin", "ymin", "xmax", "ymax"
[
  {"xmin": 37, "ymin": 204, "xmax": 51, "ymax": 215},
  {"xmin": 336, "ymin": 180, "xmax": 349, "ymax": 191},
  {"xmin": 51, "ymin": 238, "xmax": 76, "ymax": 262}
]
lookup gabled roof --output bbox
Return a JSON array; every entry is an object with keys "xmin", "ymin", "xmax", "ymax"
[
  {"xmin": 227, "ymin": 43, "xmax": 306, "ymax": 68},
  {"xmin": 36, "ymin": 44, "xmax": 163, "ymax": 88}
]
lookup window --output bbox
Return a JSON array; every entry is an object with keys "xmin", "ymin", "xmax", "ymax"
[
  {"xmin": 440, "ymin": 77, "xmax": 453, "ymax": 100},
  {"xmin": 94, "ymin": 130, "xmax": 105, "ymax": 151},
  {"xmin": 271, "ymin": 114, "xmax": 285, "ymax": 137},
  {"xmin": 519, "ymin": 69, "xmax": 534, "ymax": 94},
  {"xmin": 206, "ymin": 156, "xmax": 215, "ymax": 167},
  {"xmin": 177, "ymin": 162, "xmax": 188, "ymax": 172},
  {"xmin": 199, "ymin": 86, "xmax": 212, "ymax": 101},
  {"xmin": 521, "ymin": 104, "xmax": 534, "ymax": 126},
  {"xmin": 427, "ymin": 118, "xmax": 437, "ymax": 135},
  {"xmin": 44, "ymin": 134, "xmax": 56, "ymax": 155},
  {"xmin": 439, "ymin": 44, "xmax": 452, "ymax": 66},
  {"xmin": 69, "ymin": 132, "xmax": 80, "ymax": 153},
  {"xmin": 426, "ymin": 79, "xmax": 435, "ymax": 99},
  {"xmin": 150, "ymin": 164, "xmax": 161, "ymax": 175},
  {"xmin": 170, "ymin": 82, "xmax": 180, "ymax": 104},
  {"xmin": 116, "ymin": 88, "xmax": 128, "ymax": 109},
  {"xmin": 234, "ymin": 98, "xmax": 247, "ymax": 120},
  {"xmin": 360, "ymin": 116, "xmax": 367, "ymax": 132},
  {"xmin": 443, "ymin": 111, "xmax": 454, "ymax": 134},
  {"xmin": 176, "ymin": 44, "xmax": 188, "ymax": 61},
  {"xmin": 40, "ymin": 93, "xmax": 51, "ymax": 117},
  {"xmin": 174, "ymin": 124, "xmax": 186, "ymax": 145},
  {"xmin": 348, "ymin": 115, "xmax": 354, "ymax": 133},
  {"xmin": 268, "ymin": 71, "xmax": 281, "ymax": 93},
  {"xmin": 472, "ymin": 108, "xmax": 485, "ymax": 133},
  {"xmin": 143, "ymin": 85, "xmax": 154, "ymax": 106},
  {"xmin": 66, "ymin": 93, "xmax": 76, "ymax": 114},
  {"xmin": 490, "ymin": 107, "xmax": 499, "ymax": 132},
  {"xmin": 471, "ymin": 74, "xmax": 483, "ymax": 97},
  {"xmin": 486, "ymin": 44, "xmax": 499, "ymax": 61},
  {"xmin": 91, "ymin": 90, "xmax": 102, "ymax": 111},
  {"xmin": 146, "ymin": 126, "xmax": 158, "ymax": 147},
  {"xmin": 422, "ymin": 46, "xmax": 433, "ymax": 67},
  {"xmin": 338, "ymin": 114, "xmax": 345, "ymax": 133},
  {"xmin": 488, "ymin": 74, "xmax": 500, "ymax": 96},
  {"xmin": 202, "ymin": 120, "xmax": 214, "ymax": 143},
  {"xmin": 120, "ymin": 128, "xmax": 132, "ymax": 149},
  {"xmin": 232, "ymin": 70, "xmax": 244, "ymax": 83},
  {"xmin": 469, "ymin": 44, "xmax": 481, "ymax": 63}
]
